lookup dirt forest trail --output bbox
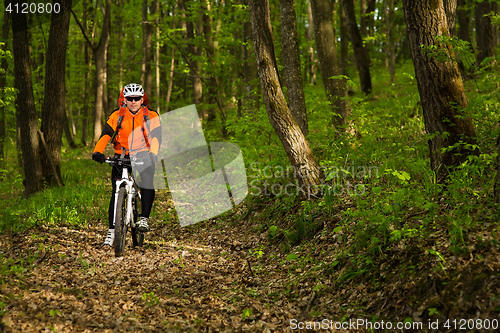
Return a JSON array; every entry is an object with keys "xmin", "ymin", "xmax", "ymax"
[{"xmin": 0, "ymin": 215, "xmax": 350, "ymax": 332}]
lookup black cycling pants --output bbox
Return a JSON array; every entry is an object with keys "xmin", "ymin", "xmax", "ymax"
[{"xmin": 108, "ymin": 162, "xmax": 156, "ymax": 229}]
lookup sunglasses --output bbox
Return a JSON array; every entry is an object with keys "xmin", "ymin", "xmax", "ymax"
[{"xmin": 126, "ymin": 96, "xmax": 142, "ymax": 102}]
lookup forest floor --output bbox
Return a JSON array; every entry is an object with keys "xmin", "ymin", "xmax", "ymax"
[
  {"xmin": 0, "ymin": 207, "xmax": 353, "ymax": 333},
  {"xmin": 2, "ymin": 194, "xmax": 500, "ymax": 333}
]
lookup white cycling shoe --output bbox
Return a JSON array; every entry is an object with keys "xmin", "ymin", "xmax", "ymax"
[
  {"xmin": 138, "ymin": 217, "xmax": 150, "ymax": 232},
  {"xmin": 103, "ymin": 229, "xmax": 114, "ymax": 246}
]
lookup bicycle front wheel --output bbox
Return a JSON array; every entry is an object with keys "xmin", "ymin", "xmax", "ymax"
[{"xmin": 114, "ymin": 187, "xmax": 128, "ymax": 257}]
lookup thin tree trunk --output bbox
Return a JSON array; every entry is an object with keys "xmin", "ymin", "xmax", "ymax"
[
  {"xmin": 310, "ymin": 0, "xmax": 351, "ymax": 129},
  {"xmin": 141, "ymin": 0, "xmax": 153, "ymax": 98},
  {"xmin": 280, "ymin": 0, "xmax": 308, "ymax": 136},
  {"xmin": 339, "ymin": 0, "xmax": 349, "ymax": 77},
  {"xmin": 386, "ymin": 0, "xmax": 396, "ymax": 83},
  {"xmin": 457, "ymin": 0, "xmax": 472, "ymax": 45},
  {"xmin": 0, "ymin": 7, "xmax": 9, "ymax": 165},
  {"xmin": 306, "ymin": 1, "xmax": 317, "ymax": 85},
  {"xmin": 343, "ymin": 0, "xmax": 372, "ymax": 94},
  {"xmin": 242, "ymin": 0, "xmax": 260, "ymax": 111},
  {"xmin": 403, "ymin": 0, "xmax": 477, "ymax": 181},
  {"xmin": 91, "ymin": 0, "xmax": 111, "ymax": 144},
  {"xmin": 249, "ymin": 0, "xmax": 322, "ymax": 198},
  {"xmin": 182, "ymin": 0, "xmax": 202, "ymax": 111},
  {"xmin": 154, "ymin": 0, "xmax": 160, "ymax": 112},
  {"xmin": 475, "ymin": 0, "xmax": 497, "ymax": 67},
  {"xmin": 202, "ymin": 0, "xmax": 218, "ymax": 122},
  {"xmin": 40, "ymin": 0, "xmax": 72, "ymax": 186},
  {"xmin": 11, "ymin": 4, "xmax": 44, "ymax": 197}
]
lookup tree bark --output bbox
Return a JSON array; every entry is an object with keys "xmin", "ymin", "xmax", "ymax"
[
  {"xmin": 475, "ymin": 0, "xmax": 497, "ymax": 67},
  {"xmin": 242, "ymin": 0, "xmax": 260, "ymax": 111},
  {"xmin": 343, "ymin": 0, "xmax": 372, "ymax": 94},
  {"xmin": 443, "ymin": 0, "xmax": 457, "ymax": 36},
  {"xmin": 201, "ymin": 0, "xmax": 219, "ymax": 122},
  {"xmin": 0, "ymin": 7, "xmax": 9, "ymax": 165},
  {"xmin": 40, "ymin": 0, "xmax": 72, "ymax": 186},
  {"xmin": 306, "ymin": 1, "xmax": 317, "ymax": 85},
  {"xmin": 182, "ymin": 0, "xmax": 203, "ymax": 111},
  {"xmin": 11, "ymin": 1, "xmax": 44, "ymax": 197},
  {"xmin": 141, "ymin": 0, "xmax": 153, "ymax": 98},
  {"xmin": 249, "ymin": 0, "xmax": 322, "ymax": 198},
  {"xmin": 456, "ymin": 0, "xmax": 472, "ymax": 45},
  {"xmin": 280, "ymin": 0, "xmax": 308, "ymax": 136},
  {"xmin": 339, "ymin": 0, "xmax": 349, "ymax": 77},
  {"xmin": 310, "ymin": 0, "xmax": 351, "ymax": 129},
  {"xmin": 403, "ymin": 0, "xmax": 477, "ymax": 181}
]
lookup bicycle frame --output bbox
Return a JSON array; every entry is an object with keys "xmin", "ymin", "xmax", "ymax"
[
  {"xmin": 112, "ymin": 165, "xmax": 139, "ymax": 230},
  {"xmin": 105, "ymin": 156, "xmax": 145, "ymax": 255}
]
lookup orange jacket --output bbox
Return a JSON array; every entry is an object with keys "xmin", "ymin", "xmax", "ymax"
[{"xmin": 93, "ymin": 107, "xmax": 161, "ymax": 156}]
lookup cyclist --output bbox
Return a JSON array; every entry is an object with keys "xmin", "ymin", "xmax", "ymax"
[{"xmin": 92, "ymin": 83, "xmax": 161, "ymax": 246}]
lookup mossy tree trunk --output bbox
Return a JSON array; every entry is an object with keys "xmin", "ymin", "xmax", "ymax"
[
  {"xmin": 403, "ymin": 0, "xmax": 477, "ymax": 181},
  {"xmin": 249, "ymin": 0, "xmax": 322, "ymax": 198}
]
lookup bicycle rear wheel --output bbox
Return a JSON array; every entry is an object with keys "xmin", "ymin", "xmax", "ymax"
[{"xmin": 114, "ymin": 187, "xmax": 128, "ymax": 257}]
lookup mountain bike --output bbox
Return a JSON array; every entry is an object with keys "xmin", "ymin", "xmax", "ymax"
[{"xmin": 105, "ymin": 156, "xmax": 145, "ymax": 257}]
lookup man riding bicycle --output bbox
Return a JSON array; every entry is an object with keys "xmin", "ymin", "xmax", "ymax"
[{"xmin": 92, "ymin": 83, "xmax": 161, "ymax": 246}]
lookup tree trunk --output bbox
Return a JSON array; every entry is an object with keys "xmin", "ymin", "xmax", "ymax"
[
  {"xmin": 40, "ymin": 0, "xmax": 72, "ymax": 186},
  {"xmin": 403, "ymin": 0, "xmax": 477, "ymax": 181},
  {"xmin": 310, "ymin": 0, "xmax": 351, "ymax": 129},
  {"xmin": 141, "ymin": 0, "xmax": 153, "ymax": 98},
  {"xmin": 475, "ymin": 0, "xmax": 497, "ymax": 67},
  {"xmin": 365, "ymin": 0, "xmax": 376, "ymax": 36},
  {"xmin": 92, "ymin": 0, "xmax": 111, "ymax": 144},
  {"xmin": 182, "ymin": 0, "xmax": 203, "ymax": 111},
  {"xmin": 343, "ymin": 0, "xmax": 372, "ymax": 94},
  {"xmin": 386, "ymin": 0, "xmax": 396, "ymax": 83},
  {"xmin": 457, "ymin": 0, "xmax": 472, "ymax": 45},
  {"xmin": 280, "ymin": 0, "xmax": 308, "ymax": 136},
  {"xmin": 242, "ymin": 0, "xmax": 260, "ymax": 111},
  {"xmin": 201, "ymin": 0, "xmax": 219, "ymax": 122},
  {"xmin": 339, "ymin": 0, "xmax": 349, "ymax": 76},
  {"xmin": 11, "ymin": 4, "xmax": 44, "ymax": 197},
  {"xmin": 0, "ymin": 7, "xmax": 9, "ymax": 166},
  {"xmin": 154, "ymin": 0, "xmax": 160, "ymax": 112},
  {"xmin": 306, "ymin": 1, "xmax": 317, "ymax": 85},
  {"xmin": 249, "ymin": 0, "xmax": 322, "ymax": 198},
  {"xmin": 360, "ymin": 0, "xmax": 367, "ymax": 35},
  {"xmin": 443, "ymin": 0, "xmax": 457, "ymax": 36}
]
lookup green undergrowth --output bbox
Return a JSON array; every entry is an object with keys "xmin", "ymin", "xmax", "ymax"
[
  {"xmin": 218, "ymin": 59, "xmax": 500, "ymax": 324},
  {"xmin": 0, "ymin": 148, "xmax": 109, "ymax": 233}
]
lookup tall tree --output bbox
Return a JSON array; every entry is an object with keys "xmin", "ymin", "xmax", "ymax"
[
  {"xmin": 280, "ymin": 0, "xmax": 308, "ymax": 136},
  {"xmin": 249, "ymin": 0, "xmax": 322, "ymax": 197},
  {"xmin": 0, "ymin": 6, "xmax": 9, "ymax": 166},
  {"xmin": 73, "ymin": 0, "xmax": 111, "ymax": 144},
  {"xmin": 457, "ymin": 0, "xmax": 472, "ymax": 44},
  {"xmin": 306, "ymin": 0, "xmax": 317, "ymax": 85},
  {"xmin": 310, "ymin": 0, "xmax": 351, "ymax": 128},
  {"xmin": 141, "ymin": 0, "xmax": 153, "ymax": 98},
  {"xmin": 10, "ymin": 0, "xmax": 43, "ymax": 197},
  {"xmin": 443, "ymin": 0, "xmax": 457, "ymax": 36},
  {"xmin": 343, "ymin": 0, "xmax": 372, "ymax": 94},
  {"xmin": 475, "ymin": 0, "xmax": 498, "ymax": 67},
  {"xmin": 403, "ymin": 0, "xmax": 477, "ymax": 181},
  {"xmin": 40, "ymin": 0, "xmax": 72, "ymax": 186},
  {"xmin": 181, "ymin": 0, "xmax": 203, "ymax": 111}
]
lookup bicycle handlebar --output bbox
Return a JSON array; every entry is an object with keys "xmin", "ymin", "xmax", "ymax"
[{"xmin": 105, "ymin": 156, "xmax": 145, "ymax": 166}]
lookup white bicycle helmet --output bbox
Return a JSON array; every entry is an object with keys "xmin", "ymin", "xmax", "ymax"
[{"xmin": 123, "ymin": 83, "xmax": 144, "ymax": 97}]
